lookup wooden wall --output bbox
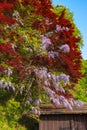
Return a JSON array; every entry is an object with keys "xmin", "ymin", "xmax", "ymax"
[{"xmin": 39, "ymin": 114, "xmax": 87, "ymax": 130}]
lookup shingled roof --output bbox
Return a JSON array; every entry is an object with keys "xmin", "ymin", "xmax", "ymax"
[{"xmin": 40, "ymin": 103, "xmax": 87, "ymax": 115}]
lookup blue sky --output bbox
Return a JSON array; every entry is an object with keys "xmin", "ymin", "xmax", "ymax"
[{"xmin": 52, "ymin": 0, "xmax": 87, "ymax": 60}]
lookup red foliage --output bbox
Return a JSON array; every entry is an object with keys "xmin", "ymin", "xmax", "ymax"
[
  {"xmin": 0, "ymin": 43, "xmax": 16, "ymax": 56},
  {"xmin": 0, "ymin": 65, "xmax": 5, "ymax": 75},
  {"xmin": 0, "ymin": 2, "xmax": 16, "ymax": 25},
  {"xmin": 0, "ymin": 3, "xmax": 13, "ymax": 13},
  {"xmin": 0, "ymin": 14, "xmax": 16, "ymax": 25}
]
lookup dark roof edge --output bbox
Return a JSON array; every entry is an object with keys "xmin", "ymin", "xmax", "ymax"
[{"xmin": 40, "ymin": 103, "xmax": 87, "ymax": 115}]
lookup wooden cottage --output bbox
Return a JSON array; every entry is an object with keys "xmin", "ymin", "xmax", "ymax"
[{"xmin": 39, "ymin": 103, "xmax": 87, "ymax": 130}]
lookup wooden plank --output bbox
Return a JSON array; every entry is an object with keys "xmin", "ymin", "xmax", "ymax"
[{"xmin": 39, "ymin": 114, "xmax": 87, "ymax": 130}]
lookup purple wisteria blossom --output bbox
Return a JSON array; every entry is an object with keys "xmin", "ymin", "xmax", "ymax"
[
  {"xmin": 44, "ymin": 80, "xmax": 50, "ymax": 86},
  {"xmin": 35, "ymin": 68, "xmax": 70, "ymax": 92},
  {"xmin": 12, "ymin": 11, "xmax": 24, "ymax": 26},
  {"xmin": 34, "ymin": 99, "xmax": 42, "ymax": 106},
  {"xmin": 34, "ymin": 67, "xmax": 73, "ymax": 110},
  {"xmin": 51, "ymin": 75, "xmax": 59, "ymax": 82},
  {"xmin": 11, "ymin": 86, "xmax": 15, "ymax": 92},
  {"xmin": 59, "ymin": 73, "xmax": 70, "ymax": 83},
  {"xmin": 59, "ymin": 96, "xmax": 72, "ymax": 109},
  {"xmin": 59, "ymin": 44, "xmax": 70, "ymax": 53},
  {"xmin": 55, "ymin": 25, "xmax": 69, "ymax": 32},
  {"xmin": 5, "ymin": 68, "xmax": 12, "ymax": 76},
  {"xmin": 48, "ymin": 51, "xmax": 59, "ymax": 58},
  {"xmin": 50, "ymin": 96, "xmax": 73, "ymax": 110},
  {"xmin": 12, "ymin": 11, "xmax": 20, "ymax": 19},
  {"xmin": 35, "ymin": 67, "xmax": 47, "ymax": 79},
  {"xmin": 47, "ymin": 72, "xmax": 52, "ymax": 79},
  {"xmin": 45, "ymin": 87, "xmax": 55, "ymax": 97},
  {"xmin": 51, "ymin": 95, "xmax": 83, "ymax": 110},
  {"xmin": 45, "ymin": 74, "xmax": 66, "ymax": 92},
  {"xmin": 0, "ymin": 80, "xmax": 15, "ymax": 91},
  {"xmin": 55, "ymin": 25, "xmax": 62, "ymax": 32},
  {"xmin": 74, "ymin": 100, "xmax": 84, "ymax": 107},
  {"xmin": 31, "ymin": 107, "xmax": 38, "ymax": 115},
  {"xmin": 41, "ymin": 35, "xmax": 52, "ymax": 50},
  {"xmin": 68, "ymin": 98, "xmax": 74, "ymax": 106},
  {"xmin": 25, "ymin": 97, "xmax": 33, "ymax": 106},
  {"xmin": 31, "ymin": 107, "xmax": 40, "ymax": 115},
  {"xmin": 20, "ymin": 85, "xmax": 25, "ymax": 94},
  {"xmin": 19, "ymin": 19, "xmax": 24, "ymax": 26},
  {"xmin": 4, "ymin": 81, "xmax": 15, "ymax": 91},
  {"xmin": 62, "ymin": 26, "xmax": 69, "ymax": 31},
  {"xmin": 50, "ymin": 97, "xmax": 60, "ymax": 106},
  {"xmin": 45, "ymin": 19, "xmax": 52, "ymax": 25},
  {"xmin": 33, "ymin": 66, "xmax": 82, "ymax": 111},
  {"xmin": 53, "ymin": 83, "xmax": 59, "ymax": 91},
  {"xmin": 0, "ymin": 80, "xmax": 4, "ymax": 88}
]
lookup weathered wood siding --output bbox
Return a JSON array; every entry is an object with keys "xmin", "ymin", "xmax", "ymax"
[
  {"xmin": 39, "ymin": 104, "xmax": 87, "ymax": 130},
  {"xmin": 39, "ymin": 114, "xmax": 87, "ymax": 130}
]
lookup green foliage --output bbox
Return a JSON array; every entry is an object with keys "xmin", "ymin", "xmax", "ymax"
[
  {"xmin": 0, "ymin": 91, "xmax": 38, "ymax": 129},
  {"xmin": 75, "ymin": 60, "xmax": 87, "ymax": 102},
  {"xmin": 54, "ymin": 5, "xmax": 74, "ymax": 21},
  {"xmin": 0, "ymin": 98, "xmax": 26, "ymax": 129}
]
